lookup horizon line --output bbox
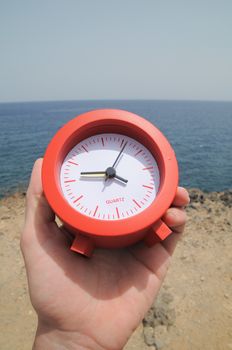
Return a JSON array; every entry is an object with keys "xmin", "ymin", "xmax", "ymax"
[{"xmin": 0, "ymin": 97, "xmax": 232, "ymax": 104}]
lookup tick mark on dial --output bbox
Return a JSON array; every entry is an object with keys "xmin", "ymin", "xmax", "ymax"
[
  {"xmin": 73, "ymin": 195, "xmax": 83, "ymax": 203},
  {"xmin": 64, "ymin": 179, "xmax": 76, "ymax": 183},
  {"xmin": 120, "ymin": 139, "xmax": 125, "ymax": 148},
  {"xmin": 142, "ymin": 185, "xmax": 154, "ymax": 190},
  {"xmin": 82, "ymin": 145, "xmax": 88, "ymax": 153},
  {"xmin": 134, "ymin": 150, "xmax": 142, "ymax": 157},
  {"xmin": 133, "ymin": 199, "xmax": 141, "ymax": 208},
  {"xmin": 142, "ymin": 166, "xmax": 154, "ymax": 171},
  {"xmin": 93, "ymin": 205, "xmax": 99, "ymax": 217},
  {"xmin": 68, "ymin": 161, "xmax": 79, "ymax": 166}
]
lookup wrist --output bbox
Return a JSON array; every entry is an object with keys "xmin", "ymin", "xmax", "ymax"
[{"xmin": 33, "ymin": 320, "xmax": 107, "ymax": 350}]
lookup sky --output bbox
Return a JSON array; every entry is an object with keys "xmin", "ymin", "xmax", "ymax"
[{"xmin": 0, "ymin": 0, "xmax": 232, "ymax": 102}]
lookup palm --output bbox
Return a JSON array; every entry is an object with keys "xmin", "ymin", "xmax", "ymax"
[{"xmin": 26, "ymin": 221, "xmax": 171, "ymax": 349}]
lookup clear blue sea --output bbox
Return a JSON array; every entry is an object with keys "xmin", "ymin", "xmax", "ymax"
[{"xmin": 0, "ymin": 100, "xmax": 231, "ymax": 197}]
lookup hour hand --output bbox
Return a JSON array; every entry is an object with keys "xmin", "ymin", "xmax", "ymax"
[
  {"xmin": 80, "ymin": 171, "xmax": 106, "ymax": 178},
  {"xmin": 80, "ymin": 169, "xmax": 128, "ymax": 184}
]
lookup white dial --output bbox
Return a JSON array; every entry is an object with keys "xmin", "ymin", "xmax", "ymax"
[{"xmin": 60, "ymin": 133, "xmax": 160, "ymax": 220}]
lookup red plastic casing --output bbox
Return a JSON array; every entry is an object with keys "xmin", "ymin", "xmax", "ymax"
[{"xmin": 42, "ymin": 109, "xmax": 178, "ymax": 256}]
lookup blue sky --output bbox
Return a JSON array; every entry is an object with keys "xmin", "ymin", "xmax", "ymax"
[{"xmin": 0, "ymin": 0, "xmax": 232, "ymax": 102}]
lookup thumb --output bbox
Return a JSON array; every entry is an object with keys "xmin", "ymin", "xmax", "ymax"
[
  {"xmin": 22, "ymin": 158, "xmax": 71, "ymax": 262},
  {"xmin": 25, "ymin": 158, "xmax": 55, "ymax": 227},
  {"xmin": 22, "ymin": 158, "xmax": 57, "ymax": 253}
]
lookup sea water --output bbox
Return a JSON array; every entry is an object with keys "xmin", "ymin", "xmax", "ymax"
[{"xmin": 0, "ymin": 100, "xmax": 231, "ymax": 197}]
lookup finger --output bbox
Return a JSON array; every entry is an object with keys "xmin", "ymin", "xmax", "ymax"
[
  {"xmin": 172, "ymin": 187, "xmax": 190, "ymax": 207},
  {"xmin": 162, "ymin": 207, "xmax": 187, "ymax": 233},
  {"xmin": 128, "ymin": 195, "xmax": 188, "ymax": 281},
  {"xmin": 128, "ymin": 240, "xmax": 172, "ymax": 283},
  {"xmin": 129, "ymin": 208, "xmax": 187, "ymax": 276},
  {"xmin": 161, "ymin": 232, "xmax": 182, "ymax": 256},
  {"xmin": 25, "ymin": 158, "xmax": 55, "ymax": 226},
  {"xmin": 161, "ymin": 206, "xmax": 187, "ymax": 254},
  {"xmin": 21, "ymin": 159, "xmax": 79, "ymax": 275}
]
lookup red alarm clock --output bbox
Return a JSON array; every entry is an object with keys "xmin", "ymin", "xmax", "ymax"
[{"xmin": 42, "ymin": 109, "xmax": 178, "ymax": 257}]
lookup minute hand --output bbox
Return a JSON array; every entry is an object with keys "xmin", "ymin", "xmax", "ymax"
[{"xmin": 112, "ymin": 141, "xmax": 128, "ymax": 168}]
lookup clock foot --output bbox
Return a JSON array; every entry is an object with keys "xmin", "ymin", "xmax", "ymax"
[
  {"xmin": 70, "ymin": 234, "xmax": 94, "ymax": 257},
  {"xmin": 144, "ymin": 219, "xmax": 172, "ymax": 247}
]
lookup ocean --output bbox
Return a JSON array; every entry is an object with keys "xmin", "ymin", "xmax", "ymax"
[{"xmin": 0, "ymin": 100, "xmax": 231, "ymax": 197}]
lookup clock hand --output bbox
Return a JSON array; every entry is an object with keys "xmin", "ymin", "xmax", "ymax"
[
  {"xmin": 114, "ymin": 174, "xmax": 128, "ymax": 184},
  {"xmin": 81, "ymin": 169, "xmax": 128, "ymax": 183},
  {"xmin": 80, "ymin": 171, "xmax": 106, "ymax": 178},
  {"xmin": 112, "ymin": 141, "xmax": 128, "ymax": 168},
  {"xmin": 105, "ymin": 167, "xmax": 128, "ymax": 183}
]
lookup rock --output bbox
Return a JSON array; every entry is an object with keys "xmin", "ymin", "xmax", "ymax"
[
  {"xmin": 153, "ymin": 339, "xmax": 164, "ymax": 350},
  {"xmin": 143, "ymin": 326, "xmax": 156, "ymax": 346},
  {"xmin": 189, "ymin": 204, "xmax": 197, "ymax": 210},
  {"xmin": 143, "ymin": 308, "xmax": 154, "ymax": 327},
  {"xmin": 200, "ymin": 276, "xmax": 205, "ymax": 282},
  {"xmin": 154, "ymin": 325, "xmax": 168, "ymax": 338},
  {"xmin": 208, "ymin": 192, "xmax": 219, "ymax": 202},
  {"xmin": 199, "ymin": 194, "xmax": 205, "ymax": 203},
  {"xmin": 161, "ymin": 292, "xmax": 174, "ymax": 304},
  {"xmin": 153, "ymin": 306, "xmax": 176, "ymax": 327},
  {"xmin": 180, "ymin": 254, "xmax": 188, "ymax": 260},
  {"xmin": 189, "ymin": 189, "xmax": 205, "ymax": 204},
  {"xmin": 220, "ymin": 191, "xmax": 232, "ymax": 207},
  {"xmin": 1, "ymin": 215, "xmax": 10, "ymax": 220},
  {"xmin": 189, "ymin": 189, "xmax": 200, "ymax": 203}
]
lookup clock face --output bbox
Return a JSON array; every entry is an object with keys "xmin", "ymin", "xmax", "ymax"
[{"xmin": 60, "ymin": 133, "xmax": 160, "ymax": 221}]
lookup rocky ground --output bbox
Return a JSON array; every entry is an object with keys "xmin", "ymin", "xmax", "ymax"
[{"xmin": 0, "ymin": 189, "xmax": 232, "ymax": 350}]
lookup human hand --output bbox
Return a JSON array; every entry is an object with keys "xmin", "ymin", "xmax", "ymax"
[{"xmin": 21, "ymin": 159, "xmax": 189, "ymax": 350}]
